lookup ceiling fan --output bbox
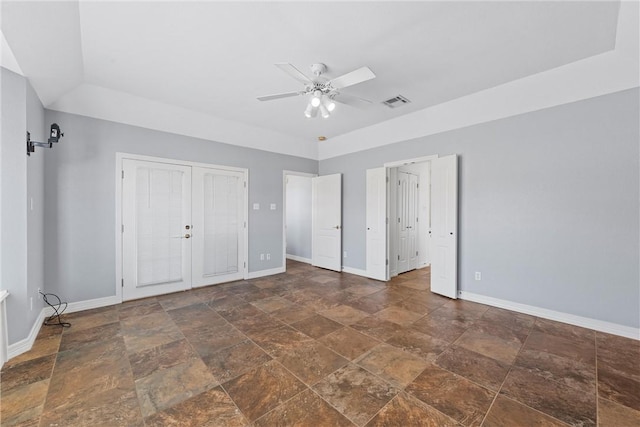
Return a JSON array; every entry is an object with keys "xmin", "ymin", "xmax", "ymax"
[{"xmin": 257, "ymin": 63, "xmax": 376, "ymax": 118}]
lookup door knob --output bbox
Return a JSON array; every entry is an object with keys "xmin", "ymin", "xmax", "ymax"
[
  {"xmin": 185, "ymin": 225, "xmax": 191, "ymax": 230},
  {"xmin": 334, "ymin": 225, "xmax": 341, "ymax": 229},
  {"xmin": 184, "ymin": 234, "xmax": 191, "ymax": 239}
]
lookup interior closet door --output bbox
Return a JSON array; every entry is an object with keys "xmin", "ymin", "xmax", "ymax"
[
  {"xmin": 430, "ymin": 154, "xmax": 458, "ymax": 299},
  {"xmin": 191, "ymin": 167, "xmax": 245, "ymax": 287},
  {"xmin": 365, "ymin": 167, "xmax": 388, "ymax": 281},
  {"xmin": 312, "ymin": 174, "xmax": 342, "ymax": 272},
  {"xmin": 397, "ymin": 172, "xmax": 418, "ymax": 274},
  {"xmin": 122, "ymin": 159, "xmax": 192, "ymax": 301}
]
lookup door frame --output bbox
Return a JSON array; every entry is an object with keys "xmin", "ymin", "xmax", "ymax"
[
  {"xmin": 366, "ymin": 154, "xmax": 439, "ymax": 281},
  {"xmin": 115, "ymin": 152, "xmax": 249, "ymax": 302},
  {"xmin": 282, "ymin": 170, "xmax": 317, "ymax": 272}
]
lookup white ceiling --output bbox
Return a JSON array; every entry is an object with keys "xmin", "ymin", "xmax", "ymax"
[{"xmin": 0, "ymin": 1, "xmax": 626, "ymax": 158}]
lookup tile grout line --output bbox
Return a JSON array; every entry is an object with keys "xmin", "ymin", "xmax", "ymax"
[
  {"xmin": 34, "ymin": 325, "xmax": 63, "ymax": 427},
  {"xmin": 477, "ymin": 314, "xmax": 537, "ymax": 427}
]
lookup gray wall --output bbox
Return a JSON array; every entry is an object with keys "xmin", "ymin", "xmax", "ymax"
[
  {"xmin": 43, "ymin": 110, "xmax": 317, "ymax": 303},
  {"xmin": 26, "ymin": 79, "xmax": 46, "ymax": 328},
  {"xmin": 286, "ymin": 174, "xmax": 312, "ymax": 260},
  {"xmin": 320, "ymin": 88, "xmax": 639, "ymax": 328},
  {"xmin": 1, "ymin": 68, "xmax": 45, "ymax": 344}
]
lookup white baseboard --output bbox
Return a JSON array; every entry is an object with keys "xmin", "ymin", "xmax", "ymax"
[
  {"xmin": 43, "ymin": 295, "xmax": 121, "ymax": 317},
  {"xmin": 459, "ymin": 291, "xmax": 640, "ymax": 341},
  {"xmin": 7, "ymin": 309, "xmax": 46, "ymax": 360},
  {"xmin": 286, "ymin": 254, "xmax": 311, "ymax": 264},
  {"xmin": 8, "ymin": 295, "xmax": 121, "ymax": 362},
  {"xmin": 248, "ymin": 266, "xmax": 286, "ymax": 279}
]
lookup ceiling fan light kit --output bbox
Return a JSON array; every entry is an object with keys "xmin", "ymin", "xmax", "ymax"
[{"xmin": 257, "ymin": 62, "xmax": 376, "ymax": 120}]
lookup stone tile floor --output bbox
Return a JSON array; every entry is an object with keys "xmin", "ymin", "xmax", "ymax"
[{"xmin": 1, "ymin": 260, "xmax": 639, "ymax": 426}]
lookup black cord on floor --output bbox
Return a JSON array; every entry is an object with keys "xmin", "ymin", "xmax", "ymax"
[{"xmin": 39, "ymin": 291, "xmax": 71, "ymax": 328}]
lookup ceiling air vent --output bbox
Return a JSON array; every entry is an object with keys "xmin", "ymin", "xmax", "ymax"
[{"xmin": 382, "ymin": 95, "xmax": 411, "ymax": 108}]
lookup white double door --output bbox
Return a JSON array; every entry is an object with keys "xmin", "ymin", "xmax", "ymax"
[
  {"xmin": 366, "ymin": 155, "xmax": 458, "ymax": 298},
  {"xmin": 122, "ymin": 159, "xmax": 246, "ymax": 301}
]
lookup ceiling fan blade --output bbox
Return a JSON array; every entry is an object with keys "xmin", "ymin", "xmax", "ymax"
[
  {"xmin": 274, "ymin": 63, "xmax": 313, "ymax": 85},
  {"xmin": 332, "ymin": 92, "xmax": 373, "ymax": 108},
  {"xmin": 329, "ymin": 66, "xmax": 376, "ymax": 89},
  {"xmin": 257, "ymin": 91, "xmax": 304, "ymax": 101}
]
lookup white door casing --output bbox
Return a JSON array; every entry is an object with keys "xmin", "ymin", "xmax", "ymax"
[
  {"xmin": 312, "ymin": 174, "xmax": 342, "ymax": 272},
  {"xmin": 430, "ymin": 154, "xmax": 458, "ymax": 299},
  {"xmin": 192, "ymin": 167, "xmax": 246, "ymax": 287},
  {"xmin": 366, "ymin": 167, "xmax": 388, "ymax": 281},
  {"xmin": 122, "ymin": 159, "xmax": 192, "ymax": 301}
]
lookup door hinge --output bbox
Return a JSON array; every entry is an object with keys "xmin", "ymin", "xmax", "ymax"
[
  {"xmin": 121, "ymin": 224, "xmax": 124, "ymax": 233},
  {"xmin": 416, "ymin": 251, "xmax": 419, "ymax": 256},
  {"xmin": 385, "ymin": 259, "xmax": 389, "ymax": 266},
  {"xmin": 244, "ymin": 181, "xmax": 247, "ymax": 188},
  {"xmin": 121, "ymin": 278, "xmax": 124, "ymax": 287},
  {"xmin": 417, "ymin": 183, "xmax": 419, "ymax": 188},
  {"xmin": 416, "ymin": 217, "xmax": 419, "ymax": 222},
  {"xmin": 398, "ymin": 180, "xmax": 401, "ymax": 185},
  {"xmin": 244, "ymin": 221, "xmax": 247, "ymax": 229},
  {"xmin": 244, "ymin": 261, "xmax": 246, "ymax": 268},
  {"xmin": 386, "ymin": 176, "xmax": 389, "ymax": 183},
  {"xmin": 385, "ymin": 218, "xmax": 389, "ymax": 224},
  {"xmin": 398, "ymin": 218, "xmax": 401, "ymax": 223},
  {"xmin": 121, "ymin": 170, "xmax": 124, "ymax": 179},
  {"xmin": 398, "ymin": 255, "xmax": 400, "ymax": 260}
]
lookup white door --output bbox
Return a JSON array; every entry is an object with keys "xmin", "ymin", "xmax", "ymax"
[
  {"xmin": 407, "ymin": 173, "xmax": 418, "ymax": 270},
  {"xmin": 312, "ymin": 174, "xmax": 342, "ymax": 271},
  {"xmin": 430, "ymin": 154, "xmax": 458, "ymax": 298},
  {"xmin": 122, "ymin": 159, "xmax": 192, "ymax": 300},
  {"xmin": 398, "ymin": 172, "xmax": 418, "ymax": 274},
  {"xmin": 366, "ymin": 167, "xmax": 388, "ymax": 281},
  {"xmin": 191, "ymin": 167, "xmax": 245, "ymax": 287}
]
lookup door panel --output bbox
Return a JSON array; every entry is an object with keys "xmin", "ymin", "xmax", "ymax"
[
  {"xmin": 398, "ymin": 172, "xmax": 409, "ymax": 273},
  {"xmin": 398, "ymin": 172, "xmax": 418, "ymax": 274},
  {"xmin": 312, "ymin": 174, "xmax": 342, "ymax": 271},
  {"xmin": 192, "ymin": 167, "xmax": 245, "ymax": 287},
  {"xmin": 430, "ymin": 155, "xmax": 458, "ymax": 299},
  {"xmin": 366, "ymin": 167, "xmax": 387, "ymax": 281},
  {"xmin": 122, "ymin": 159, "xmax": 192, "ymax": 301},
  {"xmin": 408, "ymin": 173, "xmax": 418, "ymax": 270}
]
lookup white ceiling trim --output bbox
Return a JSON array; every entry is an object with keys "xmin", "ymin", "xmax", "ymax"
[
  {"xmin": 48, "ymin": 83, "xmax": 318, "ymax": 160},
  {"xmin": 318, "ymin": 1, "xmax": 638, "ymax": 160},
  {"xmin": 1, "ymin": 31, "xmax": 23, "ymax": 76}
]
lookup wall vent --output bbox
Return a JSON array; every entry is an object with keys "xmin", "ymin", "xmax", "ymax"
[{"xmin": 382, "ymin": 95, "xmax": 411, "ymax": 108}]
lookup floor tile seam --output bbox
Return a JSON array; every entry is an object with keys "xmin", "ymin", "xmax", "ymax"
[
  {"xmin": 225, "ymin": 358, "xmax": 311, "ymax": 423},
  {"xmin": 360, "ymin": 391, "xmax": 458, "ymax": 427},
  {"xmin": 481, "ymin": 318, "xmax": 597, "ymax": 427},
  {"xmin": 305, "ymin": 372, "xmax": 377, "ymax": 427},
  {"xmin": 37, "ymin": 341, "xmax": 61, "ymax": 418},
  {"xmin": 478, "ymin": 315, "xmax": 536, "ymax": 427},
  {"xmin": 39, "ymin": 334, "xmax": 134, "ymax": 418},
  {"xmin": 530, "ymin": 321, "xmax": 598, "ymax": 348},
  {"xmin": 269, "ymin": 340, "xmax": 350, "ymax": 387},
  {"xmin": 511, "ymin": 347, "xmax": 599, "ymax": 394},
  {"xmin": 484, "ymin": 394, "xmax": 574, "ymax": 427},
  {"xmin": 345, "ymin": 357, "xmax": 413, "ymax": 396},
  {"xmin": 200, "ymin": 380, "xmax": 252, "ymax": 426}
]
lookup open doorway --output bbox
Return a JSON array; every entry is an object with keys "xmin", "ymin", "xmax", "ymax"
[
  {"xmin": 388, "ymin": 161, "xmax": 431, "ymax": 278},
  {"xmin": 366, "ymin": 154, "xmax": 458, "ymax": 298},
  {"xmin": 282, "ymin": 171, "xmax": 316, "ymax": 268}
]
